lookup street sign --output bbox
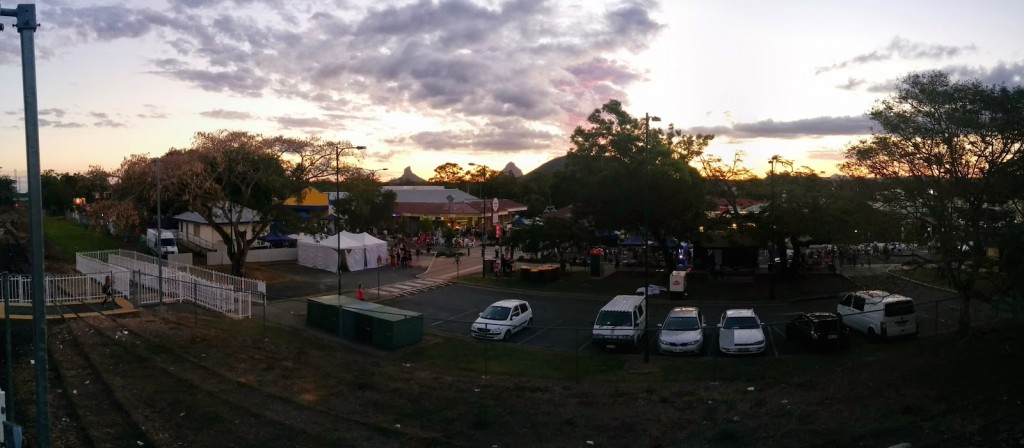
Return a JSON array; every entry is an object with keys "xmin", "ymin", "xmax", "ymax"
[{"xmin": 491, "ymin": 197, "xmax": 499, "ymax": 212}]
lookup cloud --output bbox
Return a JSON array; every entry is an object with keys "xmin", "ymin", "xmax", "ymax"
[
  {"xmin": 865, "ymin": 61, "xmax": 1024, "ymax": 92},
  {"xmin": 943, "ymin": 61, "xmax": 1024, "ymax": 86},
  {"xmin": 41, "ymin": 0, "xmax": 663, "ymax": 152},
  {"xmin": 200, "ymin": 109, "xmax": 254, "ymax": 120},
  {"xmin": 817, "ymin": 36, "xmax": 976, "ymax": 74},
  {"xmin": 39, "ymin": 118, "xmax": 85, "ymax": 129},
  {"xmin": 683, "ymin": 115, "xmax": 874, "ymax": 139},
  {"xmin": 40, "ymin": 108, "xmax": 68, "ymax": 118},
  {"xmin": 836, "ymin": 78, "xmax": 865, "ymax": 91},
  {"xmin": 405, "ymin": 117, "xmax": 560, "ymax": 152},
  {"xmin": 274, "ymin": 116, "xmax": 336, "ymax": 130}
]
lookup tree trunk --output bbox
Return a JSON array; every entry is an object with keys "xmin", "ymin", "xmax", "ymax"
[{"xmin": 231, "ymin": 245, "xmax": 247, "ymax": 277}]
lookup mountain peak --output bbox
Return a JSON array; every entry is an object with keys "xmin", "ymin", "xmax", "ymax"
[
  {"xmin": 390, "ymin": 166, "xmax": 427, "ymax": 184},
  {"xmin": 501, "ymin": 162, "xmax": 523, "ymax": 177}
]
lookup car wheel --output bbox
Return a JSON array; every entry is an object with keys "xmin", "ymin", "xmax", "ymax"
[
  {"xmin": 527, "ymin": 318, "xmax": 533, "ymax": 328},
  {"xmin": 867, "ymin": 327, "xmax": 878, "ymax": 341},
  {"xmin": 502, "ymin": 330, "xmax": 511, "ymax": 342}
]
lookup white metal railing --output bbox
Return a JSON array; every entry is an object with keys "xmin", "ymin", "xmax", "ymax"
[
  {"xmin": 78, "ymin": 249, "xmax": 265, "ymax": 295},
  {"xmin": 74, "ymin": 250, "xmax": 265, "ymax": 318}
]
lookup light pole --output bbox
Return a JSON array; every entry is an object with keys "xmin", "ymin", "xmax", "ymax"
[
  {"xmin": 768, "ymin": 155, "xmax": 781, "ymax": 301},
  {"xmin": 155, "ymin": 157, "xmax": 163, "ymax": 305},
  {"xmin": 335, "ymin": 144, "xmax": 366, "ymax": 297},
  {"xmin": 643, "ymin": 112, "xmax": 660, "ymax": 364}
]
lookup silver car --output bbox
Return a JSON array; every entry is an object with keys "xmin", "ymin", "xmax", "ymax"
[
  {"xmin": 657, "ymin": 307, "xmax": 705, "ymax": 354},
  {"xmin": 718, "ymin": 309, "xmax": 766, "ymax": 355}
]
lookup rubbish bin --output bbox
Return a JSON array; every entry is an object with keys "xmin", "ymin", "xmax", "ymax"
[
  {"xmin": 483, "ymin": 259, "xmax": 496, "ymax": 277},
  {"xmin": 589, "ymin": 248, "xmax": 604, "ymax": 277}
]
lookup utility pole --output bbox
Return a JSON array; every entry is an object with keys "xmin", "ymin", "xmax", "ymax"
[{"xmin": 643, "ymin": 112, "xmax": 660, "ymax": 364}]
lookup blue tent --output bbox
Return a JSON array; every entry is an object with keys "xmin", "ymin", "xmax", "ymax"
[{"xmin": 619, "ymin": 234, "xmax": 648, "ymax": 246}]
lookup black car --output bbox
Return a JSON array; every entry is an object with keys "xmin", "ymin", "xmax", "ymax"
[{"xmin": 785, "ymin": 312, "xmax": 848, "ymax": 351}]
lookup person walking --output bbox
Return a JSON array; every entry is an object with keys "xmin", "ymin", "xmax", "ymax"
[
  {"xmin": 357, "ymin": 284, "xmax": 365, "ymax": 301},
  {"xmin": 101, "ymin": 275, "xmax": 114, "ymax": 307}
]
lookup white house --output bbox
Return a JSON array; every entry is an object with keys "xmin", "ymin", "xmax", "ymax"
[{"xmin": 174, "ymin": 204, "xmax": 262, "ymax": 252}]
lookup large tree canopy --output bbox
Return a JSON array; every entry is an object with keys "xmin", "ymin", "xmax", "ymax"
[
  {"xmin": 841, "ymin": 70, "xmax": 1024, "ymax": 335},
  {"xmin": 559, "ymin": 99, "xmax": 710, "ymax": 261}
]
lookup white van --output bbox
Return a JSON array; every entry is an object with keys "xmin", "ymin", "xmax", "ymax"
[
  {"xmin": 592, "ymin": 295, "xmax": 647, "ymax": 350},
  {"xmin": 836, "ymin": 290, "xmax": 918, "ymax": 340}
]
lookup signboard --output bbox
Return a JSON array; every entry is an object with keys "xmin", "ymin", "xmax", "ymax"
[{"xmin": 491, "ymin": 198, "xmax": 499, "ymax": 212}]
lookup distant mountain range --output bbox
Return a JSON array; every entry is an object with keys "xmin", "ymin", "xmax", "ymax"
[{"xmin": 388, "ymin": 155, "xmax": 567, "ymax": 185}]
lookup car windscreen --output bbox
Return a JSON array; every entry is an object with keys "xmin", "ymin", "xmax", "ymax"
[
  {"xmin": 722, "ymin": 316, "xmax": 760, "ymax": 329},
  {"xmin": 663, "ymin": 316, "xmax": 700, "ymax": 331},
  {"xmin": 480, "ymin": 306, "xmax": 511, "ymax": 321},
  {"xmin": 884, "ymin": 301, "xmax": 915, "ymax": 317},
  {"xmin": 595, "ymin": 310, "xmax": 632, "ymax": 327}
]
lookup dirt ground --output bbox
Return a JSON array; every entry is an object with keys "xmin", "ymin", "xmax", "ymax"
[{"xmin": 6, "ymin": 298, "xmax": 1024, "ymax": 448}]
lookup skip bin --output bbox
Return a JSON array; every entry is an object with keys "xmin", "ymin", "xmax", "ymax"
[
  {"xmin": 306, "ymin": 295, "xmax": 359, "ymax": 336},
  {"xmin": 340, "ymin": 301, "xmax": 424, "ymax": 350}
]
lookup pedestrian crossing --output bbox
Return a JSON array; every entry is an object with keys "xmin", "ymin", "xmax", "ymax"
[{"xmin": 371, "ymin": 278, "xmax": 451, "ymax": 300}]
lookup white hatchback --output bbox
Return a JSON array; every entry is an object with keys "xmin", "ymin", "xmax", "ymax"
[
  {"xmin": 718, "ymin": 309, "xmax": 766, "ymax": 355},
  {"xmin": 471, "ymin": 299, "xmax": 533, "ymax": 341}
]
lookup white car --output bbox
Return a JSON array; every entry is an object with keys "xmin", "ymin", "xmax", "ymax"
[
  {"xmin": 471, "ymin": 299, "xmax": 533, "ymax": 341},
  {"xmin": 718, "ymin": 309, "xmax": 766, "ymax": 355},
  {"xmin": 657, "ymin": 307, "xmax": 705, "ymax": 354}
]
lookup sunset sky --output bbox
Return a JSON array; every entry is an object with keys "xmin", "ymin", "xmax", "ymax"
[{"xmin": 1, "ymin": 0, "xmax": 1022, "ymax": 190}]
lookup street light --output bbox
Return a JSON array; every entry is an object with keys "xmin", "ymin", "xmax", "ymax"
[
  {"xmin": 336, "ymin": 144, "xmax": 366, "ymax": 297},
  {"xmin": 768, "ymin": 155, "xmax": 786, "ymax": 301},
  {"xmin": 643, "ymin": 112, "xmax": 660, "ymax": 364}
]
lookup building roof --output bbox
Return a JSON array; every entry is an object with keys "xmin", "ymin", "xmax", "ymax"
[
  {"xmin": 283, "ymin": 187, "xmax": 330, "ymax": 207},
  {"xmin": 384, "ymin": 186, "xmax": 477, "ymax": 203},
  {"xmin": 173, "ymin": 203, "xmax": 261, "ymax": 224},
  {"xmin": 393, "ymin": 198, "xmax": 527, "ymax": 218}
]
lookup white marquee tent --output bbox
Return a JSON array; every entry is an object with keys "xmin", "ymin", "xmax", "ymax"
[{"xmin": 294, "ymin": 232, "xmax": 388, "ymax": 273}]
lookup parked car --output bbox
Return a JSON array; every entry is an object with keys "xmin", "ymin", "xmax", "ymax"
[
  {"xmin": 786, "ymin": 312, "xmax": 848, "ymax": 351},
  {"xmin": 592, "ymin": 294, "xmax": 648, "ymax": 350},
  {"xmin": 718, "ymin": 309, "xmax": 766, "ymax": 355},
  {"xmin": 836, "ymin": 290, "xmax": 917, "ymax": 340},
  {"xmin": 471, "ymin": 299, "xmax": 533, "ymax": 341},
  {"xmin": 657, "ymin": 307, "xmax": 705, "ymax": 354}
]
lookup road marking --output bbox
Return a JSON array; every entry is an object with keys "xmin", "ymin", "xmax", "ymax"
[
  {"xmin": 515, "ymin": 326, "xmax": 549, "ymax": 345},
  {"xmin": 430, "ymin": 309, "xmax": 477, "ymax": 327}
]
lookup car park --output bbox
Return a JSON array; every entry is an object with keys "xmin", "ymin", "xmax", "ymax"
[
  {"xmin": 657, "ymin": 307, "xmax": 705, "ymax": 354},
  {"xmin": 717, "ymin": 309, "xmax": 766, "ymax": 355},
  {"xmin": 785, "ymin": 312, "xmax": 848, "ymax": 351},
  {"xmin": 836, "ymin": 290, "xmax": 917, "ymax": 340},
  {"xmin": 471, "ymin": 299, "xmax": 533, "ymax": 341},
  {"xmin": 592, "ymin": 295, "xmax": 647, "ymax": 350}
]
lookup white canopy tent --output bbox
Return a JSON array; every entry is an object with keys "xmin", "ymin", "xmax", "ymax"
[{"xmin": 294, "ymin": 232, "xmax": 388, "ymax": 273}]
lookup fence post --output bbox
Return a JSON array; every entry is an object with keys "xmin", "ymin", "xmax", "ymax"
[
  {"xmin": 3, "ymin": 271, "xmax": 14, "ymax": 422},
  {"xmin": 934, "ymin": 300, "xmax": 939, "ymax": 336}
]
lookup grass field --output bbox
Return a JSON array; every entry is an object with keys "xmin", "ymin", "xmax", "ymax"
[{"xmin": 42, "ymin": 216, "xmax": 121, "ymax": 259}]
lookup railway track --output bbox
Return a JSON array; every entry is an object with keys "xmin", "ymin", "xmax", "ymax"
[{"xmin": 53, "ymin": 304, "xmax": 457, "ymax": 447}]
